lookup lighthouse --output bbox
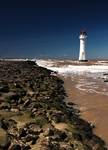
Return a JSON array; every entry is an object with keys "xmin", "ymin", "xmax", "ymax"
[{"xmin": 79, "ymin": 31, "xmax": 88, "ymax": 61}]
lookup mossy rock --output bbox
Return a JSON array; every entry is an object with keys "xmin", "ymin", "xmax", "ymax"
[
  {"xmin": 34, "ymin": 116, "xmax": 48, "ymax": 127},
  {"xmin": 0, "ymin": 128, "xmax": 10, "ymax": 148}
]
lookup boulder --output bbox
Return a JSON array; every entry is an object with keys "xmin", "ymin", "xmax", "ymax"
[
  {"xmin": 0, "ymin": 85, "xmax": 9, "ymax": 93},
  {"xmin": 51, "ymin": 111, "xmax": 66, "ymax": 123},
  {"xmin": 44, "ymin": 127, "xmax": 54, "ymax": 136},
  {"xmin": 18, "ymin": 98, "xmax": 24, "ymax": 104},
  {"xmin": 28, "ymin": 124, "xmax": 42, "ymax": 134},
  {"xmin": 0, "ymin": 128, "xmax": 10, "ymax": 149},
  {"xmin": 0, "ymin": 118, "xmax": 9, "ymax": 130},
  {"xmin": 0, "ymin": 102, "xmax": 11, "ymax": 110},
  {"xmin": 51, "ymin": 130, "xmax": 67, "ymax": 142},
  {"xmin": 19, "ymin": 128, "xmax": 27, "ymax": 138},
  {"xmin": 50, "ymin": 141, "xmax": 60, "ymax": 150},
  {"xmin": 23, "ymin": 99, "xmax": 31, "ymax": 107},
  {"xmin": 22, "ymin": 144, "xmax": 31, "ymax": 150},
  {"xmin": 60, "ymin": 143, "xmax": 73, "ymax": 150},
  {"xmin": 24, "ymin": 134, "xmax": 39, "ymax": 144},
  {"xmin": 8, "ymin": 127, "xmax": 18, "ymax": 137},
  {"xmin": 10, "ymin": 108, "xmax": 19, "ymax": 112},
  {"xmin": 9, "ymin": 144, "xmax": 21, "ymax": 150},
  {"xmin": 67, "ymin": 102, "xmax": 75, "ymax": 106}
]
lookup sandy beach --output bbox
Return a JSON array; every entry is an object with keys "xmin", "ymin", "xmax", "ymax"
[{"xmin": 63, "ymin": 75, "xmax": 108, "ymax": 145}]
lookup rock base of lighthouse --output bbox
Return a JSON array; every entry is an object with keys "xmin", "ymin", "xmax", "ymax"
[{"xmin": 79, "ymin": 59, "xmax": 88, "ymax": 62}]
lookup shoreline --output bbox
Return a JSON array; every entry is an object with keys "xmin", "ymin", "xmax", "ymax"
[
  {"xmin": 62, "ymin": 74, "xmax": 108, "ymax": 146},
  {"xmin": 0, "ymin": 60, "xmax": 107, "ymax": 149}
]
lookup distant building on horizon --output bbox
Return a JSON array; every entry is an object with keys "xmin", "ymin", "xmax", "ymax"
[{"xmin": 79, "ymin": 31, "xmax": 88, "ymax": 61}]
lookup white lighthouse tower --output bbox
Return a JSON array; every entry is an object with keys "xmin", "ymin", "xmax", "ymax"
[{"xmin": 79, "ymin": 31, "xmax": 87, "ymax": 61}]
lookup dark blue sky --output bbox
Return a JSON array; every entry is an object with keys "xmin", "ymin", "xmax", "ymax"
[{"xmin": 0, "ymin": 0, "xmax": 108, "ymax": 59}]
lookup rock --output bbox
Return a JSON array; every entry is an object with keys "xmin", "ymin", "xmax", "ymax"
[
  {"xmin": 0, "ymin": 118, "xmax": 9, "ymax": 130},
  {"xmin": 22, "ymin": 144, "xmax": 31, "ymax": 150},
  {"xmin": 25, "ymin": 134, "xmax": 39, "ymax": 144},
  {"xmin": 9, "ymin": 144, "xmax": 21, "ymax": 150},
  {"xmin": 31, "ymin": 108, "xmax": 37, "ymax": 114},
  {"xmin": 23, "ymin": 99, "xmax": 31, "ymax": 107},
  {"xmin": 0, "ymin": 102, "xmax": 11, "ymax": 110},
  {"xmin": 60, "ymin": 132, "xmax": 67, "ymax": 141},
  {"xmin": 71, "ymin": 141, "xmax": 86, "ymax": 150},
  {"xmin": 31, "ymin": 135, "xmax": 39, "ymax": 145},
  {"xmin": 28, "ymin": 102, "xmax": 37, "ymax": 110},
  {"xmin": 67, "ymin": 102, "xmax": 75, "ymax": 106},
  {"xmin": 10, "ymin": 94, "xmax": 20, "ymax": 101},
  {"xmin": 72, "ymin": 132, "xmax": 82, "ymax": 141},
  {"xmin": 51, "ymin": 111, "xmax": 66, "ymax": 123},
  {"xmin": 0, "ymin": 85, "xmax": 9, "ymax": 93},
  {"xmin": 18, "ymin": 98, "xmax": 24, "ymax": 104},
  {"xmin": 51, "ymin": 141, "xmax": 60, "ymax": 150},
  {"xmin": 60, "ymin": 143, "xmax": 73, "ymax": 150},
  {"xmin": 44, "ymin": 127, "xmax": 54, "ymax": 136},
  {"xmin": 51, "ymin": 134, "xmax": 61, "ymax": 141},
  {"xmin": 8, "ymin": 119, "xmax": 17, "ymax": 128},
  {"xmin": 0, "ymin": 128, "xmax": 10, "ymax": 149},
  {"xmin": 104, "ymin": 79, "xmax": 108, "ymax": 82},
  {"xmin": 19, "ymin": 128, "xmax": 27, "ymax": 138},
  {"xmin": 18, "ymin": 90, "xmax": 26, "ymax": 97},
  {"xmin": 103, "ymin": 73, "xmax": 108, "ymax": 76},
  {"xmin": 14, "ymin": 82, "xmax": 22, "ymax": 88},
  {"xmin": 11, "ymin": 108, "xmax": 19, "ymax": 112},
  {"xmin": 39, "ymin": 137, "xmax": 51, "ymax": 149},
  {"xmin": 39, "ymin": 139, "xmax": 60, "ymax": 150},
  {"xmin": 0, "ymin": 119, "xmax": 17, "ymax": 132},
  {"xmin": 28, "ymin": 123, "xmax": 42, "ymax": 134},
  {"xmin": 51, "ymin": 130, "xmax": 67, "ymax": 142},
  {"xmin": 8, "ymin": 127, "xmax": 18, "ymax": 137},
  {"xmin": 19, "ymin": 105, "xmax": 24, "ymax": 110},
  {"xmin": 90, "ymin": 122, "xmax": 95, "ymax": 129}
]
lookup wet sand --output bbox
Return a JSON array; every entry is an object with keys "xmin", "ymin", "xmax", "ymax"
[
  {"xmin": 36, "ymin": 59, "xmax": 108, "ymax": 146},
  {"xmin": 62, "ymin": 75, "xmax": 108, "ymax": 145}
]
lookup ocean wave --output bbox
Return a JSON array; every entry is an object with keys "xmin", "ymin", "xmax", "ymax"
[{"xmin": 36, "ymin": 59, "xmax": 108, "ymax": 74}]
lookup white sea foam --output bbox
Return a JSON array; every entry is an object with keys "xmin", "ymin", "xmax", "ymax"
[
  {"xmin": 36, "ymin": 59, "xmax": 55, "ymax": 67},
  {"xmin": 36, "ymin": 59, "xmax": 108, "ymax": 75},
  {"xmin": 36, "ymin": 59, "xmax": 108, "ymax": 96}
]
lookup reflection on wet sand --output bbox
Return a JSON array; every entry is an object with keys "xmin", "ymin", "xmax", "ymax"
[{"xmin": 63, "ymin": 75, "xmax": 108, "ymax": 145}]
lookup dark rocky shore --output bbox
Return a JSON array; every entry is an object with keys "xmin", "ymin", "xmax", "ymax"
[{"xmin": 0, "ymin": 60, "xmax": 107, "ymax": 150}]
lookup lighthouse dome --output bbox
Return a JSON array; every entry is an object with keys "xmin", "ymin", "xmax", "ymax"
[{"xmin": 80, "ymin": 31, "xmax": 87, "ymax": 36}]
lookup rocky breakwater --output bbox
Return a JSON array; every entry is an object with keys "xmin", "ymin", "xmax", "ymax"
[
  {"xmin": 103, "ymin": 73, "xmax": 108, "ymax": 82},
  {"xmin": 0, "ymin": 60, "xmax": 107, "ymax": 150}
]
